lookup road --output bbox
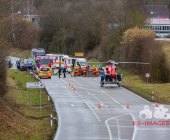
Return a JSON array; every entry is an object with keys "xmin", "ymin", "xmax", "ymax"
[
  {"xmin": 9, "ymin": 56, "xmax": 170, "ymax": 140},
  {"xmin": 41, "ymin": 75, "xmax": 170, "ymax": 140}
]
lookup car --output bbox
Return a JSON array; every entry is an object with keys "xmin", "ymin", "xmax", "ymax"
[
  {"xmin": 20, "ymin": 62, "xmax": 36, "ymax": 71},
  {"xmin": 38, "ymin": 67, "xmax": 51, "ymax": 79}
]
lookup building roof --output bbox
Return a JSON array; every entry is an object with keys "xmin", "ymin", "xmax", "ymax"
[
  {"xmin": 149, "ymin": 19, "xmax": 170, "ymax": 25},
  {"xmin": 145, "ymin": 5, "xmax": 169, "ymax": 18}
]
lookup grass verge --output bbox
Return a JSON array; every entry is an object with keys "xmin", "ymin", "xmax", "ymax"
[
  {"xmin": 0, "ymin": 69, "xmax": 57, "ymax": 140},
  {"xmin": 117, "ymin": 68, "xmax": 170, "ymax": 104},
  {"xmin": 9, "ymin": 48, "xmax": 31, "ymax": 59}
]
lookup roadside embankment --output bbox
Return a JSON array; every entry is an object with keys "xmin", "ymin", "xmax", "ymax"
[{"xmin": 0, "ymin": 69, "xmax": 57, "ymax": 140}]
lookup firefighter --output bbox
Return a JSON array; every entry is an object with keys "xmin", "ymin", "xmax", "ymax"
[
  {"xmin": 74, "ymin": 65, "xmax": 79, "ymax": 77},
  {"xmin": 92, "ymin": 65, "xmax": 97, "ymax": 77},
  {"xmin": 83, "ymin": 65, "xmax": 86, "ymax": 77},
  {"xmin": 88, "ymin": 65, "xmax": 91, "ymax": 70},
  {"xmin": 78, "ymin": 65, "xmax": 81, "ymax": 76}
]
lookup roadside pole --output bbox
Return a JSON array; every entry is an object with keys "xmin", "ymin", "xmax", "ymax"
[
  {"xmin": 147, "ymin": 78, "xmax": 148, "ymax": 91},
  {"xmin": 152, "ymin": 91, "xmax": 154, "ymax": 100},
  {"xmin": 40, "ymin": 88, "xmax": 41, "ymax": 112},
  {"xmin": 26, "ymin": 82, "xmax": 45, "ymax": 112},
  {"xmin": 145, "ymin": 73, "xmax": 150, "ymax": 91},
  {"xmin": 29, "ymin": 88, "xmax": 31, "ymax": 111}
]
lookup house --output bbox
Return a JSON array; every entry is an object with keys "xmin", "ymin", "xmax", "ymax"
[
  {"xmin": 145, "ymin": 5, "xmax": 170, "ymax": 37},
  {"xmin": 24, "ymin": 14, "xmax": 39, "ymax": 25}
]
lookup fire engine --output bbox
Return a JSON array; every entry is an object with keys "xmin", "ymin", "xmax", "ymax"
[{"xmin": 31, "ymin": 48, "xmax": 46, "ymax": 59}]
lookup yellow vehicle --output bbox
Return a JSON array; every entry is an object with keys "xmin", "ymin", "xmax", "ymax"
[{"xmin": 38, "ymin": 67, "xmax": 51, "ymax": 79}]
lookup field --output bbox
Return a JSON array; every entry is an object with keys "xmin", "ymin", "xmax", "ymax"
[{"xmin": 0, "ymin": 69, "xmax": 57, "ymax": 140}]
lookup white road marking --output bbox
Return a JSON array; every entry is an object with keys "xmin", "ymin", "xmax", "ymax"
[
  {"xmin": 105, "ymin": 114, "xmax": 131, "ymax": 140},
  {"xmin": 84, "ymin": 99, "xmax": 100, "ymax": 121},
  {"xmin": 55, "ymin": 84, "xmax": 58, "ymax": 86},
  {"xmin": 121, "ymin": 87, "xmax": 150, "ymax": 103}
]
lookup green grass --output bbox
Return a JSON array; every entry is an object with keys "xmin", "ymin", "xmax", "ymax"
[
  {"xmin": 88, "ymin": 59, "xmax": 105, "ymax": 67},
  {"xmin": 9, "ymin": 48, "xmax": 31, "ymax": 59},
  {"xmin": 117, "ymin": 68, "xmax": 170, "ymax": 104},
  {"xmin": 0, "ymin": 69, "xmax": 57, "ymax": 140}
]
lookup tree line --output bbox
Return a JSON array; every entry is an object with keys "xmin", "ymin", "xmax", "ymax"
[{"xmin": 36, "ymin": 0, "xmax": 169, "ymax": 82}]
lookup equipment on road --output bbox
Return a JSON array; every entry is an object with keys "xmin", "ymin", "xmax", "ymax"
[{"xmin": 89, "ymin": 60, "xmax": 149, "ymax": 87}]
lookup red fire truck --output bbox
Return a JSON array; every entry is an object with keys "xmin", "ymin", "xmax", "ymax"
[{"xmin": 31, "ymin": 48, "xmax": 46, "ymax": 59}]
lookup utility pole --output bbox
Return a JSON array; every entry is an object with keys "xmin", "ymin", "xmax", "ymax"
[
  {"xmin": 28, "ymin": 0, "xmax": 30, "ymax": 16},
  {"xmin": 11, "ymin": 0, "xmax": 16, "ymax": 44}
]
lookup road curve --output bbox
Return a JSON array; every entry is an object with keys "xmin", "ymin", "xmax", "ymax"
[
  {"xmin": 40, "ymin": 75, "xmax": 170, "ymax": 140},
  {"xmin": 9, "ymin": 57, "xmax": 170, "ymax": 140}
]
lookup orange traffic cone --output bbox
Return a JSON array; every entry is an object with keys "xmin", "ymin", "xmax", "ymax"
[
  {"xmin": 98, "ymin": 103, "xmax": 101, "ymax": 109},
  {"xmin": 74, "ymin": 87, "xmax": 75, "ymax": 91},
  {"xmin": 155, "ymin": 102, "xmax": 158, "ymax": 107},
  {"xmin": 127, "ymin": 102, "xmax": 129, "ymax": 108},
  {"xmin": 69, "ymin": 83, "xmax": 70, "ymax": 87},
  {"xmin": 71, "ymin": 85, "xmax": 73, "ymax": 88}
]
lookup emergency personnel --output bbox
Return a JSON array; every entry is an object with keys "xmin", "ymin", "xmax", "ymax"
[
  {"xmin": 92, "ymin": 65, "xmax": 97, "ymax": 77},
  {"xmin": 99, "ymin": 65, "xmax": 102, "ymax": 70},
  {"xmin": 78, "ymin": 65, "xmax": 81, "ymax": 76},
  {"xmin": 83, "ymin": 65, "xmax": 86, "ymax": 77},
  {"xmin": 17, "ymin": 61, "xmax": 20, "ymax": 73},
  {"xmin": 74, "ymin": 65, "xmax": 79, "ymax": 77},
  {"xmin": 71, "ymin": 64, "xmax": 75, "ymax": 76},
  {"xmin": 101, "ymin": 72, "xmax": 105, "ymax": 82},
  {"xmin": 58, "ymin": 67, "xmax": 62, "ymax": 78},
  {"xmin": 88, "ymin": 65, "xmax": 91, "ymax": 70},
  {"xmin": 63, "ymin": 67, "xmax": 66, "ymax": 78}
]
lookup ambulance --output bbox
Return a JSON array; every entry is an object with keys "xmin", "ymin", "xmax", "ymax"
[
  {"xmin": 64, "ymin": 57, "xmax": 76, "ymax": 73},
  {"xmin": 46, "ymin": 54, "xmax": 69, "ymax": 69}
]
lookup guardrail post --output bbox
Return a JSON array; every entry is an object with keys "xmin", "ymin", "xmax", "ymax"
[{"xmin": 51, "ymin": 114, "xmax": 53, "ymax": 127}]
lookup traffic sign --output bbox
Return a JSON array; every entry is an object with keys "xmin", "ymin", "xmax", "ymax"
[
  {"xmin": 75, "ymin": 53, "xmax": 84, "ymax": 57},
  {"xmin": 145, "ymin": 73, "xmax": 150, "ymax": 78},
  {"xmin": 26, "ymin": 82, "xmax": 45, "ymax": 88}
]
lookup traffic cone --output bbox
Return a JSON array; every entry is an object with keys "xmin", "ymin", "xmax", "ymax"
[
  {"xmin": 155, "ymin": 102, "xmax": 158, "ymax": 107},
  {"xmin": 69, "ymin": 83, "xmax": 70, "ymax": 87},
  {"xmin": 98, "ymin": 103, "xmax": 101, "ymax": 109},
  {"xmin": 74, "ymin": 87, "xmax": 75, "ymax": 91},
  {"xmin": 71, "ymin": 85, "xmax": 73, "ymax": 88},
  {"xmin": 127, "ymin": 102, "xmax": 129, "ymax": 108}
]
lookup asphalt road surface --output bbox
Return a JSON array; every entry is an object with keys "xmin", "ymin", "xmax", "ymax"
[
  {"xmin": 9, "ymin": 57, "xmax": 170, "ymax": 140},
  {"xmin": 41, "ymin": 75, "xmax": 170, "ymax": 140}
]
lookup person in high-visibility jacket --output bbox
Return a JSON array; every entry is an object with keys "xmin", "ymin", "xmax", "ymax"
[
  {"xmin": 78, "ymin": 65, "xmax": 81, "ymax": 76},
  {"xmin": 92, "ymin": 65, "xmax": 97, "ymax": 77},
  {"xmin": 74, "ymin": 66, "xmax": 79, "ymax": 77},
  {"xmin": 83, "ymin": 65, "xmax": 86, "ymax": 77}
]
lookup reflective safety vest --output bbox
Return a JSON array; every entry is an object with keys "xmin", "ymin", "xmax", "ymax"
[
  {"xmin": 83, "ymin": 67, "xmax": 86, "ymax": 72},
  {"xmin": 92, "ymin": 67, "xmax": 96, "ymax": 72},
  {"xmin": 75, "ymin": 67, "xmax": 78, "ymax": 72}
]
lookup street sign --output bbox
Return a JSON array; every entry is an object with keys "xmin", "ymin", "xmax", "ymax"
[
  {"xmin": 75, "ymin": 53, "xmax": 84, "ymax": 57},
  {"xmin": 145, "ymin": 73, "xmax": 150, "ymax": 78},
  {"xmin": 26, "ymin": 82, "xmax": 45, "ymax": 88}
]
